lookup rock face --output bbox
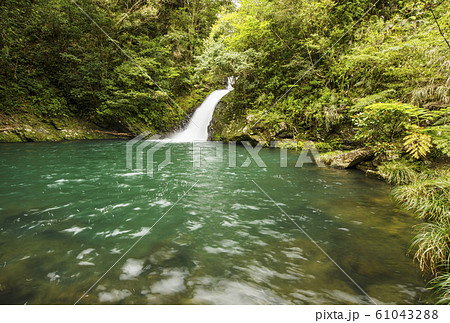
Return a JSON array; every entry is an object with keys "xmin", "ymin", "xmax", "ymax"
[
  {"xmin": 328, "ymin": 148, "xmax": 374, "ymax": 169},
  {"xmin": 0, "ymin": 114, "xmax": 134, "ymax": 143}
]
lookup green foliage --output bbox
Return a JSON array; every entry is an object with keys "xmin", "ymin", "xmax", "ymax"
[
  {"xmin": 353, "ymin": 102, "xmax": 428, "ymax": 143},
  {"xmin": 314, "ymin": 141, "xmax": 334, "ymax": 152},
  {"xmin": 0, "ymin": 0, "xmax": 231, "ymax": 131},
  {"xmin": 403, "ymin": 129, "xmax": 433, "ymax": 159},
  {"xmin": 352, "ymin": 90, "xmax": 398, "ymax": 112},
  {"xmin": 392, "ymin": 175, "xmax": 450, "ymax": 222},
  {"xmin": 425, "ymin": 124, "xmax": 450, "ymax": 158},
  {"xmin": 352, "ymin": 102, "xmax": 446, "ymax": 157},
  {"xmin": 194, "ymin": 40, "xmax": 260, "ymax": 81},
  {"xmin": 410, "ymin": 222, "xmax": 450, "ymax": 275},
  {"xmin": 430, "ymin": 272, "xmax": 450, "ymax": 305},
  {"xmin": 378, "ymin": 160, "xmax": 419, "ymax": 185}
]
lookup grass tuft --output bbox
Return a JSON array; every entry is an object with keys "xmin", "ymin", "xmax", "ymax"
[
  {"xmin": 429, "ymin": 273, "xmax": 450, "ymax": 305},
  {"xmin": 410, "ymin": 222, "xmax": 450, "ymax": 275},
  {"xmin": 378, "ymin": 160, "xmax": 419, "ymax": 185},
  {"xmin": 392, "ymin": 177, "xmax": 450, "ymax": 222}
]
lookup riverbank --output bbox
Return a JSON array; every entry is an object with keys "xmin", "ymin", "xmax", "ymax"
[
  {"xmin": 0, "ymin": 87, "xmax": 215, "ymax": 143},
  {"xmin": 0, "ymin": 112, "xmax": 133, "ymax": 142}
]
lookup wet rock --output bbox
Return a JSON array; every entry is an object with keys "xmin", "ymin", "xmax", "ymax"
[
  {"xmin": 329, "ymin": 148, "xmax": 374, "ymax": 169},
  {"xmin": 0, "ymin": 130, "xmax": 22, "ymax": 142}
]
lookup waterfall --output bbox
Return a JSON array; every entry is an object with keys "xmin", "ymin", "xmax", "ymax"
[{"xmin": 169, "ymin": 79, "xmax": 234, "ymax": 142}]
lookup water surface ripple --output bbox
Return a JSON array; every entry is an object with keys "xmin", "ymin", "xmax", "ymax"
[{"xmin": 0, "ymin": 141, "xmax": 426, "ymax": 304}]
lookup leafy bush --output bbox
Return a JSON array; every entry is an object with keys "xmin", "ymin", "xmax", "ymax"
[
  {"xmin": 353, "ymin": 102, "xmax": 432, "ymax": 144},
  {"xmin": 425, "ymin": 124, "xmax": 450, "ymax": 157},
  {"xmin": 353, "ymin": 102, "xmax": 444, "ymax": 157},
  {"xmin": 314, "ymin": 141, "xmax": 334, "ymax": 152},
  {"xmin": 352, "ymin": 89, "xmax": 397, "ymax": 112}
]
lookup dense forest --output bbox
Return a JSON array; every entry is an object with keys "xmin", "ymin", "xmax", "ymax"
[
  {"xmin": 1, "ymin": 0, "xmax": 449, "ymax": 145},
  {"xmin": 0, "ymin": 0, "xmax": 233, "ymax": 137},
  {"xmin": 1, "ymin": 0, "xmax": 449, "ymax": 303}
]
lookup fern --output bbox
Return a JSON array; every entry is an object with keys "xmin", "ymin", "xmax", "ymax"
[
  {"xmin": 425, "ymin": 124, "xmax": 450, "ymax": 157},
  {"xmin": 403, "ymin": 131, "xmax": 433, "ymax": 159}
]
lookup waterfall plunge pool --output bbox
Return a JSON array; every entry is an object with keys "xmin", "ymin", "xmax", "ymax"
[{"xmin": 0, "ymin": 141, "xmax": 427, "ymax": 304}]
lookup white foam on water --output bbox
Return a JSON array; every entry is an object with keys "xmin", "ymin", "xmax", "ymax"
[
  {"xmin": 150, "ymin": 270, "xmax": 186, "ymax": 295},
  {"xmin": 231, "ymin": 203, "xmax": 260, "ymax": 210},
  {"xmin": 129, "ymin": 227, "xmax": 150, "ymax": 238},
  {"xmin": 78, "ymin": 261, "xmax": 95, "ymax": 266},
  {"xmin": 149, "ymin": 199, "xmax": 171, "ymax": 208},
  {"xmin": 76, "ymin": 248, "xmax": 95, "ymax": 260},
  {"xmin": 112, "ymin": 203, "xmax": 131, "ymax": 209},
  {"xmin": 117, "ymin": 172, "xmax": 145, "ymax": 177},
  {"xmin": 187, "ymin": 222, "xmax": 202, "ymax": 231},
  {"xmin": 192, "ymin": 280, "xmax": 289, "ymax": 305},
  {"xmin": 62, "ymin": 226, "xmax": 86, "ymax": 235},
  {"xmin": 47, "ymin": 272, "xmax": 60, "ymax": 282},
  {"xmin": 120, "ymin": 258, "xmax": 145, "ymax": 280},
  {"xmin": 55, "ymin": 179, "xmax": 68, "ymax": 183},
  {"xmin": 98, "ymin": 289, "xmax": 131, "ymax": 303},
  {"xmin": 106, "ymin": 229, "xmax": 131, "ymax": 237}
]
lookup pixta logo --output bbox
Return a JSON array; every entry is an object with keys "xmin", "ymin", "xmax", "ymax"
[
  {"xmin": 126, "ymin": 132, "xmax": 171, "ymax": 178},
  {"xmin": 127, "ymin": 132, "xmax": 325, "ymax": 178}
]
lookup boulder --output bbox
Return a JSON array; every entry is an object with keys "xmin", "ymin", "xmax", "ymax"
[{"xmin": 329, "ymin": 148, "xmax": 374, "ymax": 169}]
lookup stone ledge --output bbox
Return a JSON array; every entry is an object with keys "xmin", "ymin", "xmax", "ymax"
[{"xmin": 326, "ymin": 148, "xmax": 375, "ymax": 169}]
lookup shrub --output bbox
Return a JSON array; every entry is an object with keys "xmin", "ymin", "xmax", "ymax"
[
  {"xmin": 353, "ymin": 102, "xmax": 430, "ymax": 144},
  {"xmin": 314, "ymin": 141, "xmax": 334, "ymax": 152},
  {"xmin": 352, "ymin": 89, "xmax": 397, "ymax": 112},
  {"xmin": 425, "ymin": 124, "xmax": 450, "ymax": 157}
]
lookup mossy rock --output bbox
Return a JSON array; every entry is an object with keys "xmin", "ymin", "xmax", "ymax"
[
  {"xmin": 329, "ymin": 148, "xmax": 375, "ymax": 169},
  {"xmin": 0, "ymin": 131, "xmax": 23, "ymax": 142}
]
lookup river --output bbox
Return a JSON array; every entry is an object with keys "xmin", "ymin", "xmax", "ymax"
[{"xmin": 0, "ymin": 140, "xmax": 427, "ymax": 304}]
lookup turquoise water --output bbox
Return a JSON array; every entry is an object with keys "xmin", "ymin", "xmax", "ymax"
[{"xmin": 0, "ymin": 141, "xmax": 427, "ymax": 304}]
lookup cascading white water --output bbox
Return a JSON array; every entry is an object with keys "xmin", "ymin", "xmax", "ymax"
[{"xmin": 170, "ymin": 78, "xmax": 234, "ymax": 142}]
